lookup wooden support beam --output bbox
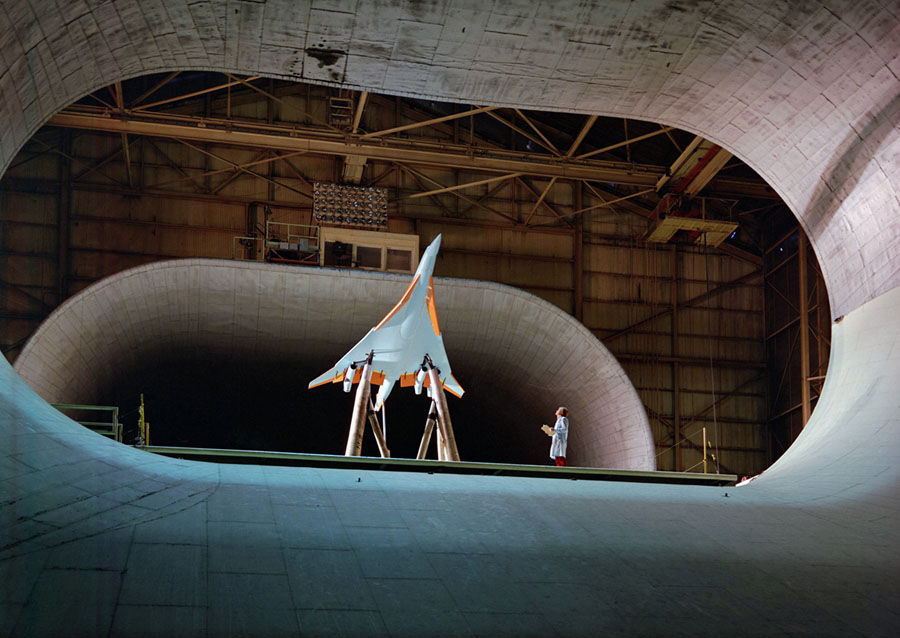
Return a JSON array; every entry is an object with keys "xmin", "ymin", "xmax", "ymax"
[
  {"xmin": 513, "ymin": 108, "xmax": 561, "ymax": 155},
  {"xmin": 112, "ymin": 82, "xmax": 134, "ymax": 188},
  {"xmin": 671, "ymin": 245, "xmax": 681, "ymax": 472},
  {"xmin": 615, "ymin": 352, "xmax": 766, "ymax": 369},
  {"xmin": 57, "ymin": 130, "xmax": 72, "ymax": 305},
  {"xmin": 523, "ymin": 177, "xmax": 558, "ymax": 226},
  {"xmin": 129, "ymin": 71, "xmax": 180, "ymax": 108},
  {"xmin": 174, "ymin": 139, "xmax": 311, "ymax": 199},
  {"xmin": 581, "ymin": 181, "xmax": 654, "ymax": 220},
  {"xmin": 516, "ymin": 176, "xmax": 567, "ymax": 224},
  {"xmin": 396, "ymin": 164, "xmax": 457, "ymax": 218},
  {"xmin": 662, "ymin": 125, "xmax": 683, "ymax": 153},
  {"xmin": 142, "ymin": 138, "xmax": 206, "ymax": 193},
  {"xmin": 86, "ymin": 90, "xmax": 116, "ymax": 110},
  {"xmin": 576, "ymin": 126, "xmax": 675, "ymax": 161},
  {"xmin": 459, "ymin": 178, "xmax": 514, "ymax": 218},
  {"xmin": 573, "ymin": 181, "xmax": 584, "ymax": 321},
  {"xmin": 816, "ymin": 271, "xmax": 829, "ymax": 377},
  {"xmin": 399, "ymin": 164, "xmax": 518, "ymax": 224},
  {"xmin": 351, "ymin": 91, "xmax": 368, "ymax": 133},
  {"xmin": 765, "ymin": 228, "xmax": 798, "ymax": 255},
  {"xmin": 483, "ymin": 110, "xmax": 561, "ymax": 156},
  {"xmin": 679, "ymin": 373, "xmax": 767, "ymax": 435},
  {"xmin": 32, "ymin": 136, "xmax": 128, "ymax": 188},
  {"xmin": 211, "ymin": 151, "xmax": 268, "ymax": 195},
  {"xmin": 405, "ymin": 172, "xmax": 521, "ymax": 200},
  {"xmin": 0, "ymin": 277, "xmax": 48, "ymax": 311},
  {"xmin": 604, "ymin": 268, "xmax": 764, "ymax": 343},
  {"xmin": 770, "ymin": 324, "xmax": 801, "ymax": 410},
  {"xmin": 148, "ymin": 149, "xmax": 306, "ymax": 190},
  {"xmin": 225, "ymin": 74, "xmax": 336, "ymax": 131},
  {"xmin": 361, "ymin": 106, "xmax": 498, "ymax": 139},
  {"xmin": 134, "ymin": 76, "xmax": 260, "ymax": 111},
  {"xmin": 48, "ymin": 109, "xmax": 672, "ymax": 186},
  {"xmin": 530, "ymin": 188, "xmax": 655, "ymax": 227},
  {"xmin": 565, "ymin": 115, "xmax": 598, "ymax": 158}
]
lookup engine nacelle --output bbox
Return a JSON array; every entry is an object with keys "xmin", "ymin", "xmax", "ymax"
[
  {"xmin": 414, "ymin": 368, "xmax": 427, "ymax": 395},
  {"xmin": 342, "ymin": 365, "xmax": 355, "ymax": 393}
]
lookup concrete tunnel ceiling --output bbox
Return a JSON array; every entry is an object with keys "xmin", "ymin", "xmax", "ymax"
[{"xmin": 14, "ymin": 259, "xmax": 655, "ymax": 469}]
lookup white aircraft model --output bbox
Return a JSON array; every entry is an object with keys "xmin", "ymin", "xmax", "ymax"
[{"xmin": 308, "ymin": 234, "xmax": 464, "ymax": 409}]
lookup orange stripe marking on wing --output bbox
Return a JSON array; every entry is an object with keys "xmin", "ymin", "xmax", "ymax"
[
  {"xmin": 442, "ymin": 374, "xmax": 464, "ymax": 398},
  {"xmin": 310, "ymin": 374, "xmax": 340, "ymax": 389},
  {"xmin": 426, "ymin": 276, "xmax": 441, "ymax": 336}
]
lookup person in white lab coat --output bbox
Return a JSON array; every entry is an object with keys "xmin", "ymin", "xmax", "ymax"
[{"xmin": 549, "ymin": 407, "xmax": 569, "ymax": 466}]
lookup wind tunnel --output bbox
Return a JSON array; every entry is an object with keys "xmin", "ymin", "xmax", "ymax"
[{"xmin": 13, "ymin": 258, "xmax": 655, "ymax": 469}]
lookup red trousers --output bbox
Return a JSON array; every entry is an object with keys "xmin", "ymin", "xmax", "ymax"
[{"xmin": 554, "ymin": 457, "xmax": 567, "ymax": 467}]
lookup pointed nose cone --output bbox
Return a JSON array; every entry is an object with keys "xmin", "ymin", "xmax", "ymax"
[
  {"xmin": 426, "ymin": 234, "xmax": 441, "ymax": 270},
  {"xmin": 417, "ymin": 234, "xmax": 442, "ymax": 276}
]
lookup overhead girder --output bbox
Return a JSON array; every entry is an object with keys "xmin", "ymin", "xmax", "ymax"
[
  {"xmin": 47, "ymin": 108, "xmax": 773, "ymax": 201},
  {"xmin": 656, "ymin": 135, "xmax": 733, "ymax": 198},
  {"xmin": 48, "ymin": 109, "xmax": 661, "ymax": 186}
]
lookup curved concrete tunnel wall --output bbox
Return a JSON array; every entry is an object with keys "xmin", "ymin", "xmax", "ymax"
[
  {"xmin": 13, "ymin": 259, "xmax": 655, "ymax": 469},
  {"xmin": 2, "ymin": 1, "xmax": 900, "ymax": 634}
]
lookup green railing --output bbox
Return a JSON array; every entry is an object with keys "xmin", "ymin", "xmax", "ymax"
[{"xmin": 52, "ymin": 403, "xmax": 122, "ymax": 442}]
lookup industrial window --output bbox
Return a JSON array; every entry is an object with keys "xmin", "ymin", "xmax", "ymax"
[
  {"xmin": 386, "ymin": 249, "xmax": 412, "ymax": 272},
  {"xmin": 356, "ymin": 245, "xmax": 382, "ymax": 269},
  {"xmin": 323, "ymin": 241, "xmax": 353, "ymax": 267}
]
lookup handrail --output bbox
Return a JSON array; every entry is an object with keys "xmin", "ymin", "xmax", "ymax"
[{"xmin": 52, "ymin": 403, "xmax": 122, "ymax": 442}]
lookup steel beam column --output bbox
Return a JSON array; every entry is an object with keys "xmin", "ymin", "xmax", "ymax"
[
  {"xmin": 56, "ymin": 131, "xmax": 72, "ymax": 305},
  {"xmin": 573, "ymin": 181, "xmax": 584, "ymax": 321},
  {"xmin": 798, "ymin": 233, "xmax": 811, "ymax": 427},
  {"xmin": 671, "ymin": 245, "xmax": 681, "ymax": 472}
]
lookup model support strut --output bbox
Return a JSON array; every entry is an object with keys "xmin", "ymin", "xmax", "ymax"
[
  {"xmin": 344, "ymin": 352, "xmax": 391, "ymax": 458},
  {"xmin": 344, "ymin": 357, "xmax": 459, "ymax": 462}
]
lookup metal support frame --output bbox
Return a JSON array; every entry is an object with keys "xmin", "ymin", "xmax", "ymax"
[
  {"xmin": 398, "ymin": 163, "xmax": 517, "ymax": 224},
  {"xmin": 763, "ymin": 225, "xmax": 830, "ymax": 457},
  {"xmin": 573, "ymin": 182, "xmax": 584, "ymax": 321},
  {"xmin": 57, "ymin": 130, "xmax": 72, "ymax": 305},
  {"xmin": 604, "ymin": 268, "xmax": 763, "ymax": 343},
  {"xmin": 671, "ymin": 245, "xmax": 682, "ymax": 471},
  {"xmin": 52, "ymin": 403, "xmax": 122, "ymax": 442}
]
